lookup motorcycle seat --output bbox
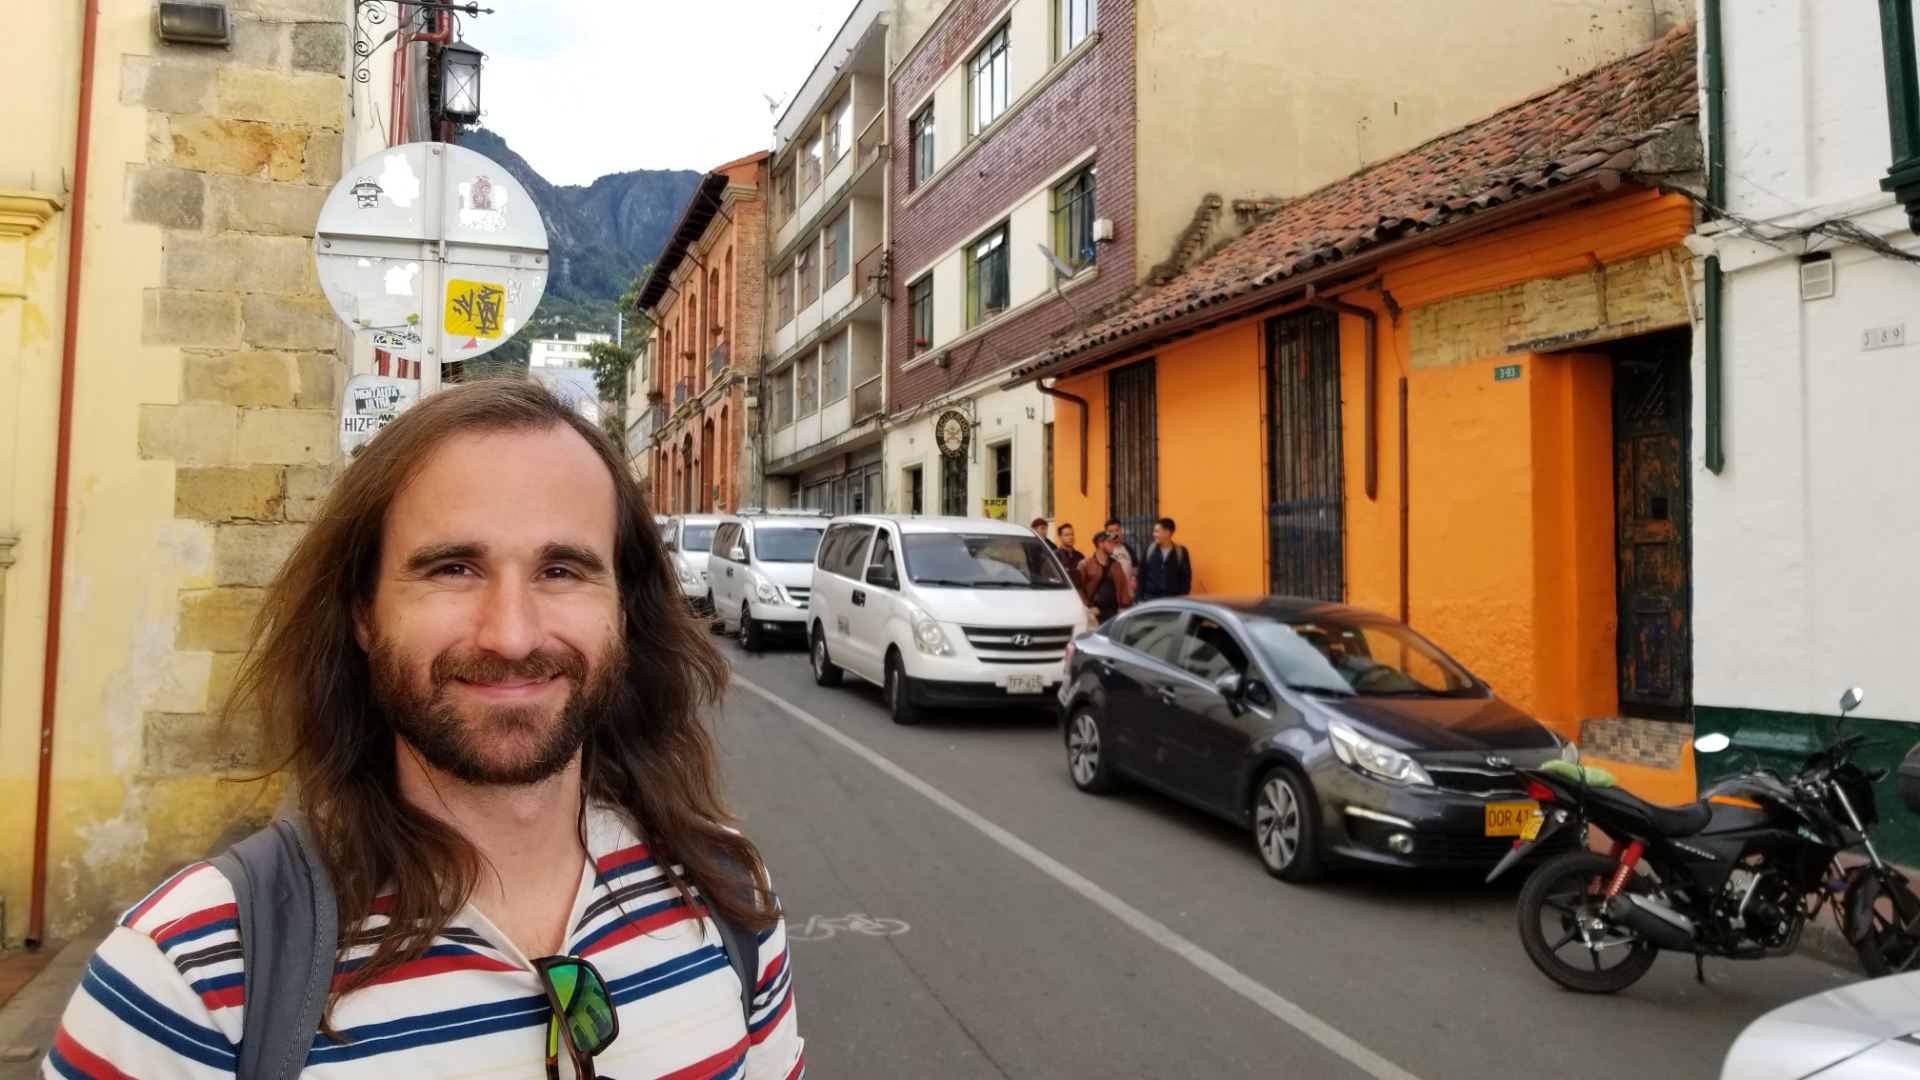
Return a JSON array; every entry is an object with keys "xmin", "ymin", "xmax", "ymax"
[{"xmin": 1586, "ymin": 785, "xmax": 1714, "ymax": 838}]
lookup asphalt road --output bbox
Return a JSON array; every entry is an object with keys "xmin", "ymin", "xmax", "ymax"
[{"xmin": 712, "ymin": 638, "xmax": 1858, "ymax": 1080}]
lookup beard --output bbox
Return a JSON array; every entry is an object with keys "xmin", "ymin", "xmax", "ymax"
[{"xmin": 368, "ymin": 634, "xmax": 627, "ymax": 786}]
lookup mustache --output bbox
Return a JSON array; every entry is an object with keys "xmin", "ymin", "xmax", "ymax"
[{"xmin": 429, "ymin": 645, "xmax": 590, "ymax": 689}]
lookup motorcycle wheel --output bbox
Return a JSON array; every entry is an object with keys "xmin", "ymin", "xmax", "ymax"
[
  {"xmin": 1517, "ymin": 850, "xmax": 1660, "ymax": 994},
  {"xmin": 1846, "ymin": 869, "xmax": 1920, "ymax": 977}
]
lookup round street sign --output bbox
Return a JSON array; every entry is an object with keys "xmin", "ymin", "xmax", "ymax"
[{"xmin": 314, "ymin": 142, "xmax": 548, "ymax": 387}]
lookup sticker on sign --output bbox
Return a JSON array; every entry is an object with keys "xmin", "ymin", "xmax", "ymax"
[{"xmin": 339, "ymin": 374, "xmax": 419, "ymax": 456}]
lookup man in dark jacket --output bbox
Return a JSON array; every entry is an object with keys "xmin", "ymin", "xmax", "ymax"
[
  {"xmin": 1136, "ymin": 517, "xmax": 1192, "ymax": 601},
  {"xmin": 1054, "ymin": 523, "xmax": 1085, "ymax": 573},
  {"xmin": 1075, "ymin": 532, "xmax": 1133, "ymax": 624}
]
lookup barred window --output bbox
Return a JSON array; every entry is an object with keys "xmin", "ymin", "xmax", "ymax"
[
  {"xmin": 801, "ymin": 132, "xmax": 824, "ymax": 194},
  {"xmin": 823, "ymin": 211, "xmax": 850, "ymax": 287},
  {"xmin": 826, "ymin": 95, "xmax": 852, "ymax": 165},
  {"xmin": 823, "ymin": 331, "xmax": 849, "ymax": 404},
  {"xmin": 771, "ymin": 367, "xmax": 794, "ymax": 428},
  {"xmin": 797, "ymin": 242, "xmax": 818, "ymax": 309},
  {"xmin": 1053, "ymin": 164, "xmax": 1097, "ymax": 273},
  {"xmin": 969, "ymin": 25, "xmax": 1010, "ymax": 136},
  {"xmin": 911, "ymin": 105, "xmax": 936, "ymax": 188},
  {"xmin": 775, "ymin": 261, "xmax": 794, "ymax": 326},
  {"xmin": 797, "ymin": 353, "xmax": 819, "ymax": 418},
  {"xmin": 909, "ymin": 275, "xmax": 934, "ymax": 353},
  {"xmin": 966, "ymin": 223, "xmax": 1010, "ymax": 328},
  {"xmin": 774, "ymin": 167, "xmax": 795, "ymax": 225},
  {"xmin": 1057, "ymin": 0, "xmax": 1094, "ymax": 57}
]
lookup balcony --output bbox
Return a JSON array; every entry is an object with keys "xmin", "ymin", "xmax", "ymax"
[
  {"xmin": 854, "ymin": 244, "xmax": 888, "ymax": 300},
  {"xmin": 856, "ymin": 110, "xmax": 886, "ymax": 174},
  {"xmin": 852, "ymin": 375, "xmax": 883, "ymax": 421}
]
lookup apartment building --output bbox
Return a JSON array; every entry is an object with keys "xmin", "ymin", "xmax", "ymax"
[{"xmin": 760, "ymin": 0, "xmax": 892, "ymax": 512}]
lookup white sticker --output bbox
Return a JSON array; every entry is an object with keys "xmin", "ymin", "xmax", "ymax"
[
  {"xmin": 377, "ymin": 154, "xmax": 421, "ymax": 208},
  {"xmin": 457, "ymin": 175, "xmax": 508, "ymax": 232},
  {"xmin": 382, "ymin": 263, "xmax": 420, "ymax": 296}
]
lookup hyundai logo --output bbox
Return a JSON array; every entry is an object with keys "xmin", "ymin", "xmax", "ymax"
[
  {"xmin": 1012, "ymin": 633, "xmax": 1032, "ymax": 647},
  {"xmin": 1486, "ymin": 755, "xmax": 1512, "ymax": 769}
]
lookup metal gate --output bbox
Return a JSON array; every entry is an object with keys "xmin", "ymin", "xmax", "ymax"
[
  {"xmin": 1266, "ymin": 309, "xmax": 1344, "ymax": 600},
  {"xmin": 1107, "ymin": 358, "xmax": 1158, "ymax": 543}
]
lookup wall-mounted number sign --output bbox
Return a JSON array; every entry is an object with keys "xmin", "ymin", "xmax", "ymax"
[{"xmin": 1494, "ymin": 363, "xmax": 1522, "ymax": 382}]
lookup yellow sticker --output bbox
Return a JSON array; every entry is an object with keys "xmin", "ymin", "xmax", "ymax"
[{"xmin": 445, "ymin": 279, "xmax": 506, "ymax": 338}]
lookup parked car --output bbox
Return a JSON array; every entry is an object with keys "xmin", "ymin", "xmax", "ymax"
[
  {"xmin": 807, "ymin": 515, "xmax": 1086, "ymax": 724},
  {"xmin": 1722, "ymin": 972, "xmax": 1920, "ymax": 1079},
  {"xmin": 661, "ymin": 514, "xmax": 723, "ymax": 615},
  {"xmin": 709, "ymin": 511, "xmax": 829, "ymax": 651},
  {"xmin": 1058, "ymin": 597, "xmax": 1579, "ymax": 881}
]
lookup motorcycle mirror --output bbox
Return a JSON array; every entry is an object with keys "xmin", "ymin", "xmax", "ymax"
[
  {"xmin": 1841, "ymin": 687, "xmax": 1866, "ymax": 716},
  {"xmin": 1693, "ymin": 733, "xmax": 1733, "ymax": 754}
]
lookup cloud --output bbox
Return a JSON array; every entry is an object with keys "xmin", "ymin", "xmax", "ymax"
[{"xmin": 473, "ymin": 0, "xmax": 860, "ymax": 184}]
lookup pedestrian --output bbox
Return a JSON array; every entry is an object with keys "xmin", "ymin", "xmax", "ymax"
[
  {"xmin": 1076, "ymin": 531, "xmax": 1134, "ymax": 624},
  {"xmin": 1136, "ymin": 516, "xmax": 1193, "ymax": 602},
  {"xmin": 47, "ymin": 381, "xmax": 804, "ymax": 1078},
  {"xmin": 1031, "ymin": 515, "xmax": 1056, "ymax": 549},
  {"xmin": 1102, "ymin": 516, "xmax": 1138, "ymax": 582},
  {"xmin": 1055, "ymin": 522, "xmax": 1085, "ymax": 573}
]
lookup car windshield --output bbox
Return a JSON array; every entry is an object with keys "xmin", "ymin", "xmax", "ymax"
[
  {"xmin": 681, "ymin": 524, "xmax": 717, "ymax": 553},
  {"xmin": 901, "ymin": 532, "xmax": 1071, "ymax": 589},
  {"xmin": 1245, "ymin": 616, "xmax": 1483, "ymax": 698},
  {"xmin": 756, "ymin": 527, "xmax": 824, "ymax": 562}
]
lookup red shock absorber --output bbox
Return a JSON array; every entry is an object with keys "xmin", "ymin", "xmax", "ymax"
[{"xmin": 1605, "ymin": 840, "xmax": 1644, "ymax": 897}]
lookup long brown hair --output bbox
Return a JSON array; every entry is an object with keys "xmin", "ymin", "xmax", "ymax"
[{"xmin": 230, "ymin": 378, "xmax": 765, "ymax": 1006}]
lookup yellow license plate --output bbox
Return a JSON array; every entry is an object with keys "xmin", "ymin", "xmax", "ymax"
[{"xmin": 1485, "ymin": 801, "xmax": 1541, "ymax": 837}]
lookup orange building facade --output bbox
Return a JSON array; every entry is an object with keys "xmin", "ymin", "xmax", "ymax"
[{"xmin": 1017, "ymin": 29, "xmax": 1704, "ymax": 759}]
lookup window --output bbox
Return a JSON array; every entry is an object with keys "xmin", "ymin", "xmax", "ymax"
[
  {"xmin": 797, "ymin": 243, "xmax": 818, "ymax": 309},
  {"xmin": 942, "ymin": 453, "xmax": 967, "ymax": 515},
  {"xmin": 1043, "ymin": 422, "xmax": 1054, "ymax": 516},
  {"xmin": 968, "ymin": 24, "xmax": 1011, "ymax": 136},
  {"xmin": 1179, "ymin": 618, "xmax": 1251, "ymax": 682},
  {"xmin": 1053, "ymin": 164, "xmax": 1097, "ymax": 272},
  {"xmin": 774, "ymin": 167, "xmax": 795, "ymax": 224},
  {"xmin": 819, "ymin": 523, "xmax": 875, "ymax": 577},
  {"xmin": 910, "ymin": 105, "xmax": 936, "ymax": 188},
  {"xmin": 823, "ymin": 211, "xmax": 850, "ymax": 287},
  {"xmin": 907, "ymin": 466, "xmax": 924, "ymax": 514},
  {"xmin": 826, "ymin": 95, "xmax": 852, "ymax": 165},
  {"xmin": 865, "ymin": 529, "xmax": 898, "ymax": 586},
  {"xmin": 802, "ymin": 131, "xmax": 824, "ymax": 194},
  {"xmin": 966, "ymin": 224, "xmax": 1010, "ymax": 327},
  {"xmin": 1057, "ymin": 0, "xmax": 1094, "ymax": 57},
  {"xmin": 754, "ymin": 526, "xmax": 824, "ymax": 562},
  {"xmin": 775, "ymin": 262, "xmax": 794, "ymax": 326},
  {"xmin": 993, "ymin": 443, "xmax": 1012, "ymax": 499},
  {"xmin": 1118, "ymin": 610, "xmax": 1183, "ymax": 664},
  {"xmin": 771, "ymin": 367, "xmax": 794, "ymax": 428},
  {"xmin": 909, "ymin": 275, "xmax": 934, "ymax": 353},
  {"xmin": 713, "ymin": 523, "xmax": 742, "ymax": 561},
  {"xmin": 796, "ymin": 352, "xmax": 818, "ymax": 417},
  {"xmin": 822, "ymin": 331, "xmax": 849, "ymax": 404},
  {"xmin": 901, "ymin": 532, "xmax": 1071, "ymax": 588}
]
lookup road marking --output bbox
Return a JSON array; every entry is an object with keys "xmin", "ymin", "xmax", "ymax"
[
  {"xmin": 789, "ymin": 914, "xmax": 912, "ymax": 942},
  {"xmin": 732, "ymin": 675, "xmax": 1424, "ymax": 1080}
]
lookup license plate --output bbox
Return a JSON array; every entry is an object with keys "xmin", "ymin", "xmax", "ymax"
[
  {"xmin": 1485, "ymin": 801, "xmax": 1541, "ymax": 837},
  {"xmin": 1006, "ymin": 674, "xmax": 1046, "ymax": 695}
]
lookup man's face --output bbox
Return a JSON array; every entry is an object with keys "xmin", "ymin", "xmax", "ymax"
[
  {"xmin": 1059, "ymin": 526, "xmax": 1075, "ymax": 548},
  {"xmin": 1152, "ymin": 523, "xmax": 1172, "ymax": 546},
  {"xmin": 357, "ymin": 426, "xmax": 625, "ymax": 786},
  {"xmin": 1107, "ymin": 522, "xmax": 1124, "ymax": 539}
]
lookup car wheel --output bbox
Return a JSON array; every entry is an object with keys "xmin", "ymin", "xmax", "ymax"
[
  {"xmin": 739, "ymin": 603, "xmax": 765, "ymax": 653},
  {"xmin": 884, "ymin": 650, "xmax": 923, "ymax": 725},
  {"xmin": 1066, "ymin": 710, "xmax": 1120, "ymax": 793},
  {"xmin": 1253, "ymin": 768, "xmax": 1324, "ymax": 882},
  {"xmin": 810, "ymin": 625, "xmax": 842, "ymax": 687},
  {"xmin": 705, "ymin": 593, "xmax": 725, "ymax": 633}
]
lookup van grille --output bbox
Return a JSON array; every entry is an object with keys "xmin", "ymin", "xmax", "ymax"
[
  {"xmin": 961, "ymin": 625, "xmax": 1074, "ymax": 662},
  {"xmin": 785, "ymin": 586, "xmax": 811, "ymax": 608}
]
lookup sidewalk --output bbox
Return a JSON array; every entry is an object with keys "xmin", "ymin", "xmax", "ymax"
[{"xmin": 0, "ymin": 933, "xmax": 104, "ymax": 1078}]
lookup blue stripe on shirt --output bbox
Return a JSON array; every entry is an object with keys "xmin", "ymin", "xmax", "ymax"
[{"xmin": 82, "ymin": 955, "xmax": 236, "ymax": 1068}]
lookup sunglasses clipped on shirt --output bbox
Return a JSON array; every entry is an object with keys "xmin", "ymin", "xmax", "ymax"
[{"xmin": 535, "ymin": 954, "xmax": 619, "ymax": 1080}]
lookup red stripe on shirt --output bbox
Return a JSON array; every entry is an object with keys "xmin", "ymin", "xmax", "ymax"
[
  {"xmin": 655, "ymin": 1035, "xmax": 750, "ymax": 1080},
  {"xmin": 149, "ymin": 902, "xmax": 238, "ymax": 946},
  {"xmin": 756, "ymin": 949, "xmax": 785, "ymax": 993},
  {"xmin": 121, "ymin": 864, "xmax": 204, "ymax": 928},
  {"xmin": 329, "ymin": 950, "xmax": 520, "ymax": 992},
  {"xmin": 595, "ymin": 842, "xmax": 653, "ymax": 874},
  {"xmin": 576, "ymin": 905, "xmax": 700, "ymax": 957},
  {"xmin": 783, "ymin": 1051, "xmax": 807, "ymax": 1080},
  {"xmin": 198, "ymin": 984, "xmax": 245, "ymax": 1011},
  {"xmin": 51, "ymin": 1027, "xmax": 140, "ymax": 1080},
  {"xmin": 749, "ymin": 991, "xmax": 793, "ymax": 1045}
]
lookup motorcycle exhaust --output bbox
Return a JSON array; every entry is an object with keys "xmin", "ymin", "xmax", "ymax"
[{"xmin": 1606, "ymin": 894, "xmax": 1696, "ymax": 951}]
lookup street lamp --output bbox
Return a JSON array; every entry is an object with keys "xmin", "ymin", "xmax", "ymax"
[{"xmin": 439, "ymin": 39, "xmax": 484, "ymax": 125}]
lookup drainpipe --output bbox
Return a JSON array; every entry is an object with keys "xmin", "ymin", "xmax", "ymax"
[
  {"xmin": 27, "ymin": 0, "xmax": 102, "ymax": 949},
  {"xmin": 1702, "ymin": 0, "xmax": 1727, "ymax": 474},
  {"xmin": 1305, "ymin": 284, "xmax": 1378, "ymax": 500},
  {"xmin": 1035, "ymin": 380, "xmax": 1088, "ymax": 495},
  {"xmin": 1879, "ymin": 0, "xmax": 1920, "ymax": 232}
]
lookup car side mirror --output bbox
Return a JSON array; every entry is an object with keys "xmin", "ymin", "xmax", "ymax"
[
  {"xmin": 1213, "ymin": 672, "xmax": 1244, "ymax": 700},
  {"xmin": 865, "ymin": 565, "xmax": 898, "ymax": 590},
  {"xmin": 729, "ymin": 547, "xmax": 746, "ymax": 561},
  {"xmin": 1842, "ymin": 687, "xmax": 1866, "ymax": 716},
  {"xmin": 1243, "ymin": 679, "xmax": 1272, "ymax": 708}
]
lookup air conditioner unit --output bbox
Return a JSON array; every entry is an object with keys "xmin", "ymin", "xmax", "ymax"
[
  {"xmin": 1091, "ymin": 217, "xmax": 1115, "ymax": 244},
  {"xmin": 1799, "ymin": 252, "xmax": 1834, "ymax": 301}
]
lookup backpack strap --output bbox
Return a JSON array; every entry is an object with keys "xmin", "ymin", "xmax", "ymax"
[
  {"xmin": 209, "ymin": 819, "xmax": 338, "ymax": 1080},
  {"xmin": 706, "ymin": 900, "xmax": 760, "ymax": 1028}
]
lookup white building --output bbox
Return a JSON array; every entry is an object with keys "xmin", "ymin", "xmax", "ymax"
[
  {"xmin": 529, "ymin": 331, "xmax": 611, "ymax": 369},
  {"xmin": 1690, "ymin": 3, "xmax": 1920, "ymax": 761}
]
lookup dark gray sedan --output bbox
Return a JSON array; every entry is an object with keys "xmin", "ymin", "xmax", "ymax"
[{"xmin": 1058, "ymin": 596, "xmax": 1579, "ymax": 881}]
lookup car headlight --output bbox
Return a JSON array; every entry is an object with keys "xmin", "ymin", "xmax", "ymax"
[
  {"xmin": 1560, "ymin": 741, "xmax": 1581, "ymax": 764},
  {"xmin": 1329, "ymin": 721, "xmax": 1433, "ymax": 786},
  {"xmin": 675, "ymin": 561, "xmax": 698, "ymax": 586},
  {"xmin": 752, "ymin": 572, "xmax": 780, "ymax": 604},
  {"xmin": 909, "ymin": 607, "xmax": 952, "ymax": 656}
]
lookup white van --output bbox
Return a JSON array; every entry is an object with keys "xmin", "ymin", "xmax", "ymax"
[
  {"xmin": 807, "ymin": 515, "xmax": 1086, "ymax": 724},
  {"xmin": 661, "ymin": 514, "xmax": 724, "ymax": 615},
  {"xmin": 708, "ymin": 511, "xmax": 828, "ymax": 651}
]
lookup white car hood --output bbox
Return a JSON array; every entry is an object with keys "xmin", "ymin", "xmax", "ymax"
[
  {"xmin": 1724, "ymin": 973, "xmax": 1920, "ymax": 1080},
  {"xmin": 676, "ymin": 550, "xmax": 710, "ymax": 574},
  {"xmin": 758, "ymin": 561, "xmax": 815, "ymax": 588},
  {"xmin": 910, "ymin": 585, "xmax": 1085, "ymax": 626}
]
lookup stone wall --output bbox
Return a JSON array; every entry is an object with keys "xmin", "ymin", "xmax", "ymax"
[{"xmin": 127, "ymin": 1, "xmax": 348, "ymax": 783}]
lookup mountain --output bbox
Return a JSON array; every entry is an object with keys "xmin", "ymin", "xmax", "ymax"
[{"xmin": 459, "ymin": 129, "xmax": 702, "ymax": 350}]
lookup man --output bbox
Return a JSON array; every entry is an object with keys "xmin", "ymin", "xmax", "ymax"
[
  {"xmin": 49, "ymin": 382, "xmax": 804, "ymax": 1078},
  {"xmin": 1075, "ymin": 531, "xmax": 1134, "ymax": 625},
  {"xmin": 1136, "ymin": 517, "xmax": 1193, "ymax": 602},
  {"xmin": 1030, "ymin": 516, "xmax": 1056, "ymax": 549},
  {"xmin": 1054, "ymin": 523, "xmax": 1085, "ymax": 573},
  {"xmin": 1102, "ymin": 517, "xmax": 1138, "ymax": 582}
]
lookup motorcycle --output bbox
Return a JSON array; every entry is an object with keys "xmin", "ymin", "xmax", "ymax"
[{"xmin": 1488, "ymin": 687, "xmax": 1920, "ymax": 993}]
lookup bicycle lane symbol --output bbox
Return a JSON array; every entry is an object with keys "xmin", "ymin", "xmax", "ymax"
[{"xmin": 788, "ymin": 914, "xmax": 911, "ymax": 942}]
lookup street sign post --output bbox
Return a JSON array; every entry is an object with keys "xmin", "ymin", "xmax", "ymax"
[{"xmin": 314, "ymin": 141, "xmax": 548, "ymax": 400}]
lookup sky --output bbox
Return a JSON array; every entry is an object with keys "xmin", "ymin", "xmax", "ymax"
[{"xmin": 472, "ymin": 0, "xmax": 863, "ymax": 185}]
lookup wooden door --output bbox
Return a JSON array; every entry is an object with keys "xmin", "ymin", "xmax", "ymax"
[{"xmin": 1613, "ymin": 336, "xmax": 1692, "ymax": 720}]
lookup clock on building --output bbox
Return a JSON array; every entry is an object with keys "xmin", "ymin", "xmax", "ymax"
[{"xmin": 935, "ymin": 409, "xmax": 971, "ymax": 460}]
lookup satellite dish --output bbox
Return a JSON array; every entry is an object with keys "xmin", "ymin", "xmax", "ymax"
[
  {"xmin": 1037, "ymin": 242, "xmax": 1076, "ymax": 281},
  {"xmin": 314, "ymin": 142, "xmax": 548, "ymax": 395}
]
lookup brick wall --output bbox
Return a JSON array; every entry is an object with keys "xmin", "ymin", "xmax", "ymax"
[{"xmin": 887, "ymin": 0, "xmax": 1137, "ymax": 410}]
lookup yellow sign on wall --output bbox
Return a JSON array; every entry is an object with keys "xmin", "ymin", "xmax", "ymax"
[{"xmin": 445, "ymin": 279, "xmax": 506, "ymax": 338}]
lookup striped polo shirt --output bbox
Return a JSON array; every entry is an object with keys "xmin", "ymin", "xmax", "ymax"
[{"xmin": 44, "ymin": 806, "xmax": 804, "ymax": 1079}]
